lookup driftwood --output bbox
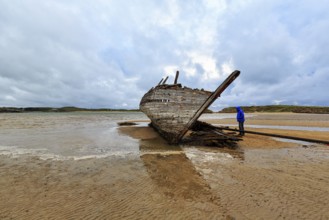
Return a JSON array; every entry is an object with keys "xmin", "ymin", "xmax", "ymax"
[
  {"xmin": 117, "ymin": 122, "xmax": 137, "ymax": 126},
  {"xmin": 218, "ymin": 126, "xmax": 329, "ymax": 145},
  {"xmin": 182, "ymin": 121, "xmax": 242, "ymax": 148}
]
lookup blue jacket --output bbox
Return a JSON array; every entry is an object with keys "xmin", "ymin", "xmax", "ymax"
[{"xmin": 236, "ymin": 106, "xmax": 245, "ymax": 122}]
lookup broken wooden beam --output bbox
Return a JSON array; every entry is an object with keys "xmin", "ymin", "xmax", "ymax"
[
  {"xmin": 175, "ymin": 70, "xmax": 241, "ymax": 142},
  {"xmin": 174, "ymin": 71, "xmax": 179, "ymax": 84},
  {"xmin": 157, "ymin": 78, "xmax": 164, "ymax": 85},
  {"xmin": 181, "ymin": 121, "xmax": 242, "ymax": 147},
  {"xmin": 162, "ymin": 76, "xmax": 169, "ymax": 84},
  {"xmin": 217, "ymin": 126, "xmax": 329, "ymax": 145}
]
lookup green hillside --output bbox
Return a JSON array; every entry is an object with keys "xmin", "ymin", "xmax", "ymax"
[
  {"xmin": 0, "ymin": 107, "xmax": 140, "ymax": 113},
  {"xmin": 219, "ymin": 105, "xmax": 329, "ymax": 114}
]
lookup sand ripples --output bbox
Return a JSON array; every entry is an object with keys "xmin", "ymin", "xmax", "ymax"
[
  {"xmin": 185, "ymin": 146, "xmax": 329, "ymax": 219},
  {"xmin": 0, "ymin": 154, "xmax": 228, "ymax": 219}
]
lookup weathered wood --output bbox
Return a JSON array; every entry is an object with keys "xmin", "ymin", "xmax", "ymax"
[
  {"xmin": 183, "ymin": 126, "xmax": 241, "ymax": 147},
  {"xmin": 140, "ymin": 86, "xmax": 211, "ymax": 143},
  {"xmin": 157, "ymin": 78, "xmax": 164, "ymax": 85},
  {"xmin": 117, "ymin": 122, "xmax": 137, "ymax": 126},
  {"xmin": 175, "ymin": 70, "xmax": 240, "ymax": 143},
  {"xmin": 162, "ymin": 76, "xmax": 169, "ymax": 84},
  {"xmin": 174, "ymin": 71, "xmax": 179, "ymax": 84},
  {"xmin": 217, "ymin": 126, "xmax": 329, "ymax": 145},
  {"xmin": 188, "ymin": 122, "xmax": 242, "ymax": 147},
  {"xmin": 139, "ymin": 70, "xmax": 240, "ymax": 145}
]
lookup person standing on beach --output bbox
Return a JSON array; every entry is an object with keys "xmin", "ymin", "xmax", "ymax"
[{"xmin": 236, "ymin": 106, "xmax": 245, "ymax": 136}]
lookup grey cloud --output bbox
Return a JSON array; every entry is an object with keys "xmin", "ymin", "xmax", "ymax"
[
  {"xmin": 213, "ymin": 0, "xmax": 329, "ymax": 109},
  {"xmin": 0, "ymin": 0, "xmax": 328, "ymax": 110}
]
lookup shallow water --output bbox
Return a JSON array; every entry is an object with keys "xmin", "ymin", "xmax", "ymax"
[
  {"xmin": 1, "ymin": 112, "xmax": 327, "ymax": 159},
  {"xmin": 0, "ymin": 112, "xmax": 148, "ymax": 159},
  {"xmin": 1, "ymin": 112, "xmax": 245, "ymax": 159},
  {"xmin": 217, "ymin": 123, "xmax": 329, "ymax": 131},
  {"xmin": 1, "ymin": 112, "xmax": 329, "ymax": 219},
  {"xmin": 199, "ymin": 113, "xmax": 255, "ymax": 120}
]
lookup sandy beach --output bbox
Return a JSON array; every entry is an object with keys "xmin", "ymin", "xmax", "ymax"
[{"xmin": 0, "ymin": 112, "xmax": 329, "ymax": 219}]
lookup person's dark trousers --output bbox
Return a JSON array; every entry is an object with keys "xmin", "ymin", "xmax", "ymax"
[{"xmin": 239, "ymin": 121, "xmax": 245, "ymax": 136}]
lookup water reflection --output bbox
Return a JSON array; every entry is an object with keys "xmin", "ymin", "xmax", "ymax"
[
  {"xmin": 0, "ymin": 112, "xmax": 143, "ymax": 159},
  {"xmin": 138, "ymin": 132, "xmax": 245, "ymax": 202},
  {"xmin": 138, "ymin": 135, "xmax": 216, "ymax": 201},
  {"xmin": 183, "ymin": 146, "xmax": 245, "ymax": 170}
]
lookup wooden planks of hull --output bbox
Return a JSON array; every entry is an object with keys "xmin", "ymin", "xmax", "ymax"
[{"xmin": 140, "ymin": 70, "xmax": 240, "ymax": 144}]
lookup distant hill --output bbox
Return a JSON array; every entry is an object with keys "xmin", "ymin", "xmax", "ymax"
[
  {"xmin": 0, "ymin": 106, "xmax": 214, "ymax": 113},
  {"xmin": 219, "ymin": 105, "xmax": 329, "ymax": 114},
  {"xmin": 0, "ymin": 107, "xmax": 140, "ymax": 113},
  {"xmin": 2, "ymin": 105, "xmax": 329, "ymax": 114}
]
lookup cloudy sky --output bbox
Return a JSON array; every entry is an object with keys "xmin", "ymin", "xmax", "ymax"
[{"xmin": 0, "ymin": 0, "xmax": 328, "ymax": 110}]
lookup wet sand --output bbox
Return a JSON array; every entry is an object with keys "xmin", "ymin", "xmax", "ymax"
[{"xmin": 1, "ymin": 113, "xmax": 329, "ymax": 219}]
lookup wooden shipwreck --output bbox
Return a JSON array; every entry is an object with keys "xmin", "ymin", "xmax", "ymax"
[{"xmin": 140, "ymin": 70, "xmax": 240, "ymax": 145}]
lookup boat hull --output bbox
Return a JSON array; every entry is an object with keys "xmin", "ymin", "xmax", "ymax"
[
  {"xmin": 140, "ymin": 85, "xmax": 211, "ymax": 144},
  {"xmin": 140, "ymin": 70, "xmax": 240, "ymax": 144}
]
